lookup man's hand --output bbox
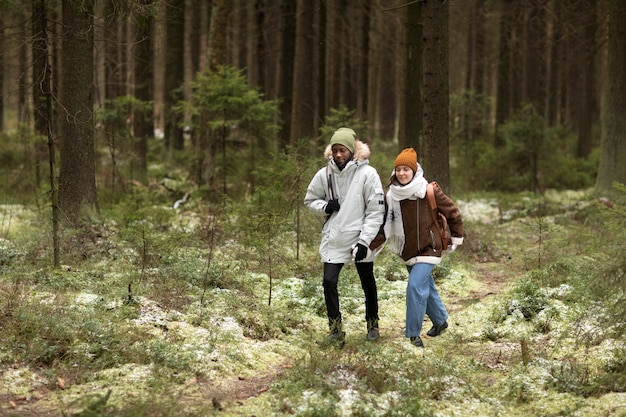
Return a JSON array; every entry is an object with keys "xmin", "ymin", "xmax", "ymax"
[
  {"xmin": 325, "ymin": 199, "xmax": 340, "ymax": 214},
  {"xmin": 353, "ymin": 243, "xmax": 368, "ymax": 262}
]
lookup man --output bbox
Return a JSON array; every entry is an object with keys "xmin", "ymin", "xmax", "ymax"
[{"xmin": 304, "ymin": 127, "xmax": 385, "ymax": 346}]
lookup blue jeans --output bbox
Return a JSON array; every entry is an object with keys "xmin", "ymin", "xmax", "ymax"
[{"xmin": 405, "ymin": 263, "xmax": 448, "ymax": 338}]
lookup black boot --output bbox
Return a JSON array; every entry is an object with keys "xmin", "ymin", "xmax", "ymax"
[
  {"xmin": 410, "ymin": 336, "xmax": 424, "ymax": 347},
  {"xmin": 426, "ymin": 321, "xmax": 448, "ymax": 337},
  {"xmin": 318, "ymin": 319, "xmax": 345, "ymax": 347},
  {"xmin": 366, "ymin": 319, "xmax": 379, "ymax": 341}
]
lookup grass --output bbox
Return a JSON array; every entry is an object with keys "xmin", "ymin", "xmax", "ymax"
[{"xmin": 1, "ymin": 189, "xmax": 626, "ymax": 416}]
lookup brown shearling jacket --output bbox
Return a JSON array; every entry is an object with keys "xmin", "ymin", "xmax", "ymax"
[{"xmin": 370, "ymin": 182, "xmax": 464, "ymax": 264}]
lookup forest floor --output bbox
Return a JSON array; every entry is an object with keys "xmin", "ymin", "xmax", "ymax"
[{"xmin": 2, "ymin": 192, "xmax": 625, "ymax": 416}]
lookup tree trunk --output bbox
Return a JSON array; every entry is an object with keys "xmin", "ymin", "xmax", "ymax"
[
  {"xmin": 132, "ymin": 0, "xmax": 154, "ymax": 185},
  {"xmin": 246, "ymin": 0, "xmax": 264, "ymax": 89},
  {"xmin": 33, "ymin": 0, "xmax": 60, "ymax": 267},
  {"xmin": 576, "ymin": 0, "xmax": 596, "ymax": 159},
  {"xmin": 208, "ymin": 0, "xmax": 230, "ymax": 70},
  {"xmin": 595, "ymin": 1, "xmax": 626, "ymax": 194},
  {"xmin": 495, "ymin": 0, "xmax": 514, "ymax": 145},
  {"xmin": 421, "ymin": 0, "xmax": 450, "ymax": 192},
  {"xmin": 32, "ymin": 0, "xmax": 50, "ymax": 187},
  {"xmin": 277, "ymin": 0, "xmax": 295, "ymax": 149},
  {"xmin": 398, "ymin": 0, "xmax": 421, "ymax": 152},
  {"xmin": 355, "ymin": 0, "xmax": 370, "ymax": 122},
  {"xmin": 58, "ymin": 0, "xmax": 98, "ymax": 225},
  {"xmin": 314, "ymin": 0, "xmax": 326, "ymax": 139},
  {"xmin": 325, "ymin": 0, "xmax": 341, "ymax": 112},
  {"xmin": 523, "ymin": 1, "xmax": 547, "ymax": 117},
  {"xmin": 290, "ymin": 0, "xmax": 315, "ymax": 144},
  {"xmin": 0, "ymin": 14, "xmax": 3, "ymax": 132},
  {"xmin": 33, "ymin": 2, "xmax": 47, "ymax": 136},
  {"xmin": 546, "ymin": 0, "xmax": 562, "ymax": 127},
  {"xmin": 164, "ymin": 0, "xmax": 185, "ymax": 151},
  {"xmin": 464, "ymin": 0, "xmax": 486, "ymax": 141}
]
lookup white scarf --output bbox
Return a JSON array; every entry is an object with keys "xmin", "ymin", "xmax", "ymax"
[{"xmin": 383, "ymin": 165, "xmax": 428, "ymax": 256}]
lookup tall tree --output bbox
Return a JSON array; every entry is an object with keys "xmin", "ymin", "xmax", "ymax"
[
  {"xmin": 313, "ymin": 0, "xmax": 326, "ymax": 137},
  {"xmin": 32, "ymin": 0, "xmax": 50, "ymax": 186},
  {"xmin": 103, "ymin": 0, "xmax": 125, "ymax": 101},
  {"xmin": 595, "ymin": 1, "xmax": 626, "ymax": 194},
  {"xmin": 464, "ymin": 0, "xmax": 486, "ymax": 141},
  {"xmin": 398, "ymin": 0, "xmax": 421, "ymax": 151},
  {"xmin": 0, "ymin": 14, "xmax": 3, "ymax": 132},
  {"xmin": 277, "ymin": 0, "xmax": 295, "ymax": 149},
  {"xmin": 163, "ymin": 0, "xmax": 185, "ymax": 151},
  {"xmin": 58, "ymin": 0, "xmax": 98, "ymax": 224},
  {"xmin": 195, "ymin": 0, "xmax": 230, "ymax": 188},
  {"xmin": 132, "ymin": 0, "xmax": 154, "ymax": 185},
  {"xmin": 495, "ymin": 0, "xmax": 523, "ymax": 147},
  {"xmin": 421, "ymin": 0, "xmax": 450, "ymax": 192},
  {"xmin": 32, "ymin": 1, "xmax": 47, "ymax": 137},
  {"xmin": 208, "ymin": 0, "xmax": 230, "ymax": 70},
  {"xmin": 523, "ymin": 0, "xmax": 547, "ymax": 117},
  {"xmin": 466, "ymin": 0, "xmax": 486, "ymax": 95},
  {"xmin": 246, "ymin": 0, "xmax": 264, "ymax": 88},
  {"xmin": 290, "ymin": 0, "xmax": 315, "ymax": 144},
  {"xmin": 545, "ymin": 0, "xmax": 562, "ymax": 126},
  {"xmin": 574, "ymin": 0, "xmax": 596, "ymax": 159},
  {"xmin": 355, "ymin": 0, "xmax": 371, "ymax": 121}
]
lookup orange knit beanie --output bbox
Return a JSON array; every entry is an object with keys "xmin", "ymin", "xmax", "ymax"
[{"xmin": 394, "ymin": 148, "xmax": 418, "ymax": 172}]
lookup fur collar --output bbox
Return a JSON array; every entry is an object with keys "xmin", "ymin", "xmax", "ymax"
[{"xmin": 323, "ymin": 139, "xmax": 371, "ymax": 163}]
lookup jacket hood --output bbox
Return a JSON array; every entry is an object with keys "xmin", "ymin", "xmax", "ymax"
[{"xmin": 323, "ymin": 139, "xmax": 371, "ymax": 163}]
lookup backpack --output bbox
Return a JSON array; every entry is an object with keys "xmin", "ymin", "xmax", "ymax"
[{"xmin": 426, "ymin": 182, "xmax": 452, "ymax": 251}]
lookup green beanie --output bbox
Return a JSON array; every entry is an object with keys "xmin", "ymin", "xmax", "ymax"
[{"xmin": 329, "ymin": 127, "xmax": 356, "ymax": 153}]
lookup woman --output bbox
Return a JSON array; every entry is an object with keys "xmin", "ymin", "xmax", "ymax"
[{"xmin": 371, "ymin": 148, "xmax": 463, "ymax": 347}]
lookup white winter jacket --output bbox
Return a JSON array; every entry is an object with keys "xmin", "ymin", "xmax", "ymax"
[{"xmin": 304, "ymin": 140, "xmax": 385, "ymax": 263}]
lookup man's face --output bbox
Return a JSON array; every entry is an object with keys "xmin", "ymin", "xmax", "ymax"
[{"xmin": 332, "ymin": 144, "xmax": 352, "ymax": 168}]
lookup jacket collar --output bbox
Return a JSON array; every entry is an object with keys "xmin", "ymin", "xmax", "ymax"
[{"xmin": 323, "ymin": 139, "xmax": 371, "ymax": 168}]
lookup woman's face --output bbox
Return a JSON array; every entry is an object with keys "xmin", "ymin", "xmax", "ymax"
[{"xmin": 395, "ymin": 165, "xmax": 414, "ymax": 185}]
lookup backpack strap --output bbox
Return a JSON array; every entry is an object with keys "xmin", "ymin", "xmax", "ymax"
[
  {"xmin": 426, "ymin": 182, "xmax": 437, "ymax": 213},
  {"xmin": 426, "ymin": 182, "xmax": 450, "ymax": 250},
  {"xmin": 326, "ymin": 165, "xmax": 335, "ymax": 200}
]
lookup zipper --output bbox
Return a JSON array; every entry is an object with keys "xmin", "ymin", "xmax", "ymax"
[
  {"xmin": 430, "ymin": 230, "xmax": 437, "ymax": 252},
  {"xmin": 417, "ymin": 199, "xmax": 420, "ymax": 252}
]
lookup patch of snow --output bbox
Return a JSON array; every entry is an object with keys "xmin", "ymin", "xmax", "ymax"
[
  {"xmin": 0, "ymin": 367, "xmax": 47, "ymax": 399},
  {"xmin": 73, "ymin": 293, "xmax": 101, "ymax": 306},
  {"xmin": 338, "ymin": 388, "xmax": 360, "ymax": 416},
  {"xmin": 457, "ymin": 199, "xmax": 500, "ymax": 224}
]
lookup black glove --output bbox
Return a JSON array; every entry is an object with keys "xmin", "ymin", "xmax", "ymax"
[
  {"xmin": 325, "ymin": 199, "xmax": 340, "ymax": 214},
  {"xmin": 354, "ymin": 243, "xmax": 368, "ymax": 262}
]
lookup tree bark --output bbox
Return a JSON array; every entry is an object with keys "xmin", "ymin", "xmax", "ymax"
[
  {"xmin": 32, "ymin": 0, "xmax": 50, "ymax": 187},
  {"xmin": 355, "ymin": 0, "xmax": 371, "ymax": 121},
  {"xmin": 495, "ymin": 0, "xmax": 514, "ymax": 145},
  {"xmin": 421, "ymin": 0, "xmax": 450, "ymax": 192},
  {"xmin": 595, "ymin": 1, "xmax": 626, "ymax": 193},
  {"xmin": 164, "ymin": 0, "xmax": 185, "ymax": 151},
  {"xmin": 314, "ymin": 0, "xmax": 326, "ymax": 138},
  {"xmin": 523, "ymin": 0, "xmax": 547, "ymax": 117},
  {"xmin": 290, "ymin": 0, "xmax": 315, "ymax": 144},
  {"xmin": 398, "ymin": 0, "xmax": 421, "ymax": 152},
  {"xmin": 132, "ymin": 0, "xmax": 154, "ymax": 185},
  {"xmin": 208, "ymin": 0, "xmax": 230, "ymax": 71},
  {"xmin": 0, "ymin": 14, "xmax": 3, "ymax": 132},
  {"xmin": 58, "ymin": 0, "xmax": 98, "ymax": 225},
  {"xmin": 277, "ymin": 0, "xmax": 295, "ymax": 149},
  {"xmin": 575, "ymin": 0, "xmax": 596, "ymax": 159}
]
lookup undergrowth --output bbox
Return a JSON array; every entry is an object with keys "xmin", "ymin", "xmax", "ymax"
[{"xmin": 0, "ymin": 186, "xmax": 625, "ymax": 416}]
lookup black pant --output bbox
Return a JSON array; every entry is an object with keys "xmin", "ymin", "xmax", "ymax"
[{"xmin": 323, "ymin": 262, "xmax": 379, "ymax": 331}]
